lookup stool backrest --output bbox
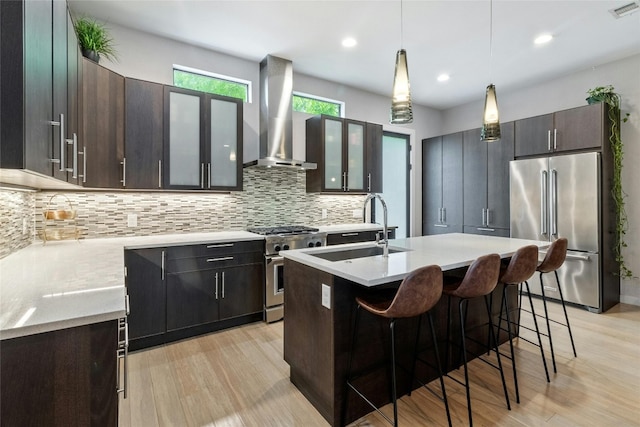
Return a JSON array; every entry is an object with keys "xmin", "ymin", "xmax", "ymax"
[
  {"xmin": 538, "ymin": 238, "xmax": 568, "ymax": 273},
  {"xmin": 449, "ymin": 254, "xmax": 501, "ymax": 299},
  {"xmin": 385, "ymin": 265, "xmax": 443, "ymax": 319},
  {"xmin": 501, "ymin": 245, "xmax": 539, "ymax": 285}
]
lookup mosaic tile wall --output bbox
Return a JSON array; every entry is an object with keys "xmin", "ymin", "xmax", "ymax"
[
  {"xmin": 33, "ymin": 168, "xmax": 367, "ymax": 239},
  {"xmin": 0, "ymin": 190, "xmax": 36, "ymax": 259}
]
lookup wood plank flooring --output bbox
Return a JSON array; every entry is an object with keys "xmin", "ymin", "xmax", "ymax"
[{"xmin": 118, "ymin": 301, "xmax": 640, "ymax": 426}]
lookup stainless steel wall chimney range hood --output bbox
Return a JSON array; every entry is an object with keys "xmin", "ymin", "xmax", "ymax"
[{"xmin": 244, "ymin": 55, "xmax": 316, "ymax": 170}]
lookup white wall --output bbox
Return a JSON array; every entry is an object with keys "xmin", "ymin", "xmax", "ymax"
[{"xmin": 442, "ymin": 54, "xmax": 640, "ymax": 305}]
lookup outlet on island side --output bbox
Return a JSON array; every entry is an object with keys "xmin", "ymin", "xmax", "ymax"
[
  {"xmin": 321, "ymin": 284, "xmax": 331, "ymax": 309},
  {"xmin": 127, "ymin": 213, "xmax": 138, "ymax": 228}
]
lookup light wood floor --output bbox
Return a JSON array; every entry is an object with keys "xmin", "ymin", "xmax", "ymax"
[{"xmin": 118, "ymin": 300, "xmax": 640, "ymax": 426}]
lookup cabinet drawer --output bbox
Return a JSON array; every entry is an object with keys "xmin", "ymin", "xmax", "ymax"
[
  {"xmin": 327, "ymin": 231, "xmax": 378, "ymax": 245},
  {"xmin": 166, "ymin": 251, "xmax": 264, "ymax": 273},
  {"xmin": 166, "ymin": 240, "xmax": 264, "ymax": 260}
]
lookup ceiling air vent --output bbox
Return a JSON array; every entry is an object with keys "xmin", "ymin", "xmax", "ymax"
[{"xmin": 609, "ymin": 1, "xmax": 640, "ymax": 18}]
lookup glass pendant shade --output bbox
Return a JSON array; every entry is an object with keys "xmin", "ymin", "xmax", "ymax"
[
  {"xmin": 481, "ymin": 83, "xmax": 501, "ymax": 141},
  {"xmin": 390, "ymin": 49, "xmax": 413, "ymax": 124}
]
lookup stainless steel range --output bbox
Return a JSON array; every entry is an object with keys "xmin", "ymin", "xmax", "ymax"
[{"xmin": 247, "ymin": 225, "xmax": 327, "ymax": 323}]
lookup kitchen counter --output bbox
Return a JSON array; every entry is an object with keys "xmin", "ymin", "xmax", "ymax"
[
  {"xmin": 281, "ymin": 232, "xmax": 549, "ymax": 286},
  {"xmin": 0, "ymin": 231, "xmax": 264, "ymax": 340}
]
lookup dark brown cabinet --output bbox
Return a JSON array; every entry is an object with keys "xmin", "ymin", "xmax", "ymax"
[
  {"xmin": 125, "ymin": 248, "xmax": 166, "ymax": 342},
  {"xmin": 422, "ymin": 132, "xmax": 463, "ymax": 235},
  {"xmin": 124, "ymin": 78, "xmax": 164, "ymax": 189},
  {"xmin": 0, "ymin": 0, "xmax": 79, "ymax": 181},
  {"xmin": 306, "ymin": 115, "xmax": 383, "ymax": 193},
  {"xmin": 81, "ymin": 58, "xmax": 125, "ymax": 188},
  {"xmin": 125, "ymin": 240, "xmax": 263, "ymax": 350},
  {"xmin": 163, "ymin": 86, "xmax": 243, "ymax": 191},
  {"xmin": 1, "ymin": 320, "xmax": 119, "ymax": 426},
  {"xmin": 515, "ymin": 103, "xmax": 605, "ymax": 157},
  {"xmin": 463, "ymin": 122, "xmax": 514, "ymax": 235}
]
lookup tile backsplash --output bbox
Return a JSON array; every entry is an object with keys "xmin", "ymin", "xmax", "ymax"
[
  {"xmin": 0, "ymin": 189, "xmax": 36, "ymax": 259},
  {"xmin": 7, "ymin": 168, "xmax": 364, "ymax": 248}
]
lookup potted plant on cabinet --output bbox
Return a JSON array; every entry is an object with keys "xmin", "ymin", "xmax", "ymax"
[
  {"xmin": 586, "ymin": 85, "xmax": 634, "ymax": 278},
  {"xmin": 73, "ymin": 17, "xmax": 117, "ymax": 63}
]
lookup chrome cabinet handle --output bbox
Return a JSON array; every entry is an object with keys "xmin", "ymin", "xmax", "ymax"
[
  {"xmin": 553, "ymin": 128, "xmax": 557, "ymax": 150},
  {"xmin": 72, "ymin": 133, "xmax": 78, "ymax": 178},
  {"xmin": 207, "ymin": 256, "xmax": 234, "ymax": 262},
  {"xmin": 551, "ymin": 168, "xmax": 558, "ymax": 236},
  {"xmin": 221, "ymin": 271, "xmax": 225, "ymax": 299},
  {"xmin": 547, "ymin": 129, "xmax": 551, "ymax": 151},
  {"xmin": 120, "ymin": 157, "xmax": 126, "ymax": 187},
  {"xmin": 477, "ymin": 227, "xmax": 496, "ymax": 232},
  {"xmin": 161, "ymin": 250, "xmax": 165, "ymax": 280},
  {"xmin": 125, "ymin": 294, "xmax": 130, "ymax": 316},
  {"xmin": 48, "ymin": 114, "xmax": 65, "ymax": 170},
  {"xmin": 342, "ymin": 172, "xmax": 347, "ymax": 191},
  {"xmin": 442, "ymin": 207, "xmax": 446, "ymax": 223},
  {"xmin": 80, "ymin": 145, "xmax": 87, "ymax": 183},
  {"xmin": 201, "ymin": 163, "xmax": 205, "ymax": 188},
  {"xmin": 341, "ymin": 233, "xmax": 359, "ymax": 237},
  {"xmin": 367, "ymin": 173, "xmax": 372, "ymax": 192},
  {"xmin": 541, "ymin": 170, "xmax": 548, "ymax": 235},
  {"xmin": 215, "ymin": 272, "xmax": 219, "ymax": 299},
  {"xmin": 206, "ymin": 243, "xmax": 234, "ymax": 249},
  {"xmin": 158, "ymin": 160, "xmax": 162, "ymax": 188},
  {"xmin": 208, "ymin": 163, "xmax": 211, "ymax": 188},
  {"xmin": 434, "ymin": 224, "xmax": 449, "ymax": 228},
  {"xmin": 117, "ymin": 319, "xmax": 128, "ymax": 398},
  {"xmin": 482, "ymin": 208, "xmax": 486, "ymax": 226},
  {"xmin": 486, "ymin": 208, "xmax": 491, "ymax": 226}
]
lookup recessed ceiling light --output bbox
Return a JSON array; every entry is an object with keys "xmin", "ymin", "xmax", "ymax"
[
  {"xmin": 437, "ymin": 74, "xmax": 450, "ymax": 82},
  {"xmin": 534, "ymin": 34, "xmax": 553, "ymax": 45},
  {"xmin": 342, "ymin": 37, "xmax": 357, "ymax": 48}
]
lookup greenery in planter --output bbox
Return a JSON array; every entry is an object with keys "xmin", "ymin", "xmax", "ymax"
[
  {"xmin": 586, "ymin": 85, "xmax": 634, "ymax": 278},
  {"xmin": 74, "ymin": 18, "xmax": 117, "ymax": 62}
]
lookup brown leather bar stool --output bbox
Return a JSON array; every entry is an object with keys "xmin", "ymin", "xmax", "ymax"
[
  {"xmin": 536, "ymin": 237, "xmax": 577, "ymax": 373},
  {"xmin": 344, "ymin": 265, "xmax": 451, "ymax": 427},
  {"xmin": 443, "ymin": 253, "xmax": 509, "ymax": 427},
  {"xmin": 496, "ymin": 245, "xmax": 550, "ymax": 404}
]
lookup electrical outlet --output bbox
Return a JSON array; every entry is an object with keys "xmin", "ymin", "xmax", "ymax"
[
  {"xmin": 127, "ymin": 214, "xmax": 137, "ymax": 228},
  {"xmin": 322, "ymin": 208, "xmax": 328, "ymax": 219},
  {"xmin": 352, "ymin": 209, "xmax": 360, "ymax": 218},
  {"xmin": 321, "ymin": 284, "xmax": 331, "ymax": 309}
]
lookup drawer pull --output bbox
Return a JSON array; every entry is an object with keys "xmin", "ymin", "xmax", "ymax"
[
  {"xmin": 341, "ymin": 233, "xmax": 359, "ymax": 237},
  {"xmin": 477, "ymin": 227, "xmax": 496, "ymax": 232},
  {"xmin": 434, "ymin": 224, "xmax": 449, "ymax": 228},
  {"xmin": 206, "ymin": 243, "xmax": 234, "ymax": 249},
  {"xmin": 207, "ymin": 256, "xmax": 234, "ymax": 262}
]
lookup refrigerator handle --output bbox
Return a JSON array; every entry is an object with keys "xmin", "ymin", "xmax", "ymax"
[
  {"xmin": 547, "ymin": 130, "xmax": 551, "ymax": 151},
  {"xmin": 541, "ymin": 170, "xmax": 548, "ymax": 235},
  {"xmin": 551, "ymin": 168, "xmax": 558, "ymax": 237}
]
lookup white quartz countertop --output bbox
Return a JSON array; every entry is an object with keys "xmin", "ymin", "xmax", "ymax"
[
  {"xmin": 0, "ymin": 231, "xmax": 264, "ymax": 340},
  {"xmin": 318, "ymin": 223, "xmax": 398, "ymax": 233},
  {"xmin": 280, "ymin": 233, "xmax": 550, "ymax": 287}
]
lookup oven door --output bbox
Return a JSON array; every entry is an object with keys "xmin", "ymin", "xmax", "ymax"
[{"xmin": 265, "ymin": 256, "xmax": 284, "ymax": 322}]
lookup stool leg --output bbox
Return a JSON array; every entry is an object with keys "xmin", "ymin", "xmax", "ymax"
[
  {"xmin": 555, "ymin": 270, "xmax": 577, "ymax": 357},
  {"xmin": 539, "ymin": 272, "xmax": 557, "ymax": 373},
  {"xmin": 458, "ymin": 299, "xmax": 473, "ymax": 427},
  {"xmin": 390, "ymin": 319, "xmax": 398, "ymax": 427},
  {"xmin": 409, "ymin": 314, "xmax": 423, "ymax": 397},
  {"xmin": 524, "ymin": 281, "xmax": 550, "ymax": 382},
  {"xmin": 485, "ymin": 295, "xmax": 511, "ymax": 411},
  {"xmin": 445, "ymin": 295, "xmax": 452, "ymax": 370},
  {"xmin": 501, "ymin": 284, "xmax": 520, "ymax": 403},
  {"xmin": 428, "ymin": 312, "xmax": 452, "ymax": 427}
]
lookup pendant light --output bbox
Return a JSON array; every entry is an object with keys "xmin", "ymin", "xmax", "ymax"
[
  {"xmin": 481, "ymin": 0, "xmax": 500, "ymax": 142},
  {"xmin": 390, "ymin": 0, "xmax": 413, "ymax": 124}
]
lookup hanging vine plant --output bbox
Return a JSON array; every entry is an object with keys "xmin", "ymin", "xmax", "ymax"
[{"xmin": 586, "ymin": 85, "xmax": 634, "ymax": 279}]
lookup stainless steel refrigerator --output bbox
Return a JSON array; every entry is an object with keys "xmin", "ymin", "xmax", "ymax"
[{"xmin": 510, "ymin": 152, "xmax": 603, "ymax": 311}]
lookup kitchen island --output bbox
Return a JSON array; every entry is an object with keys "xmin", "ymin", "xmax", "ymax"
[{"xmin": 281, "ymin": 233, "xmax": 549, "ymax": 426}]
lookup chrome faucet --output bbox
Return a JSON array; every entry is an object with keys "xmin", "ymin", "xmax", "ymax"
[{"xmin": 362, "ymin": 193, "xmax": 389, "ymax": 257}]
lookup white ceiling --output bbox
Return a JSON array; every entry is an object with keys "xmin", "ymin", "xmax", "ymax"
[{"xmin": 68, "ymin": 0, "xmax": 640, "ymax": 110}]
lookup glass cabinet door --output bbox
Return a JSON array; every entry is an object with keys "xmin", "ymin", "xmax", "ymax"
[
  {"xmin": 324, "ymin": 118, "xmax": 343, "ymax": 190},
  {"xmin": 168, "ymin": 91, "xmax": 201, "ymax": 187},
  {"xmin": 210, "ymin": 98, "xmax": 238, "ymax": 188},
  {"xmin": 346, "ymin": 121, "xmax": 364, "ymax": 191}
]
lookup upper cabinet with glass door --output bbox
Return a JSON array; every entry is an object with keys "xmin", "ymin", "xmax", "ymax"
[
  {"xmin": 163, "ymin": 86, "xmax": 242, "ymax": 191},
  {"xmin": 306, "ymin": 115, "xmax": 382, "ymax": 193}
]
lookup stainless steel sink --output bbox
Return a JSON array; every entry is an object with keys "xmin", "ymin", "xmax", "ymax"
[{"xmin": 310, "ymin": 246, "xmax": 407, "ymax": 262}]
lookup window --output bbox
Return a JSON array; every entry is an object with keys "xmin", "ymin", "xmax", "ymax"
[
  {"xmin": 293, "ymin": 92, "xmax": 344, "ymax": 117},
  {"xmin": 173, "ymin": 65, "xmax": 251, "ymax": 102}
]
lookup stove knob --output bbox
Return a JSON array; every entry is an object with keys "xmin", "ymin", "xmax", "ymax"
[
  {"xmin": 315, "ymin": 241, "xmax": 322, "ymax": 247},
  {"xmin": 308, "ymin": 242, "xmax": 315, "ymax": 248},
  {"xmin": 283, "ymin": 244, "xmax": 290, "ymax": 251},
  {"xmin": 274, "ymin": 245, "xmax": 282, "ymax": 252}
]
